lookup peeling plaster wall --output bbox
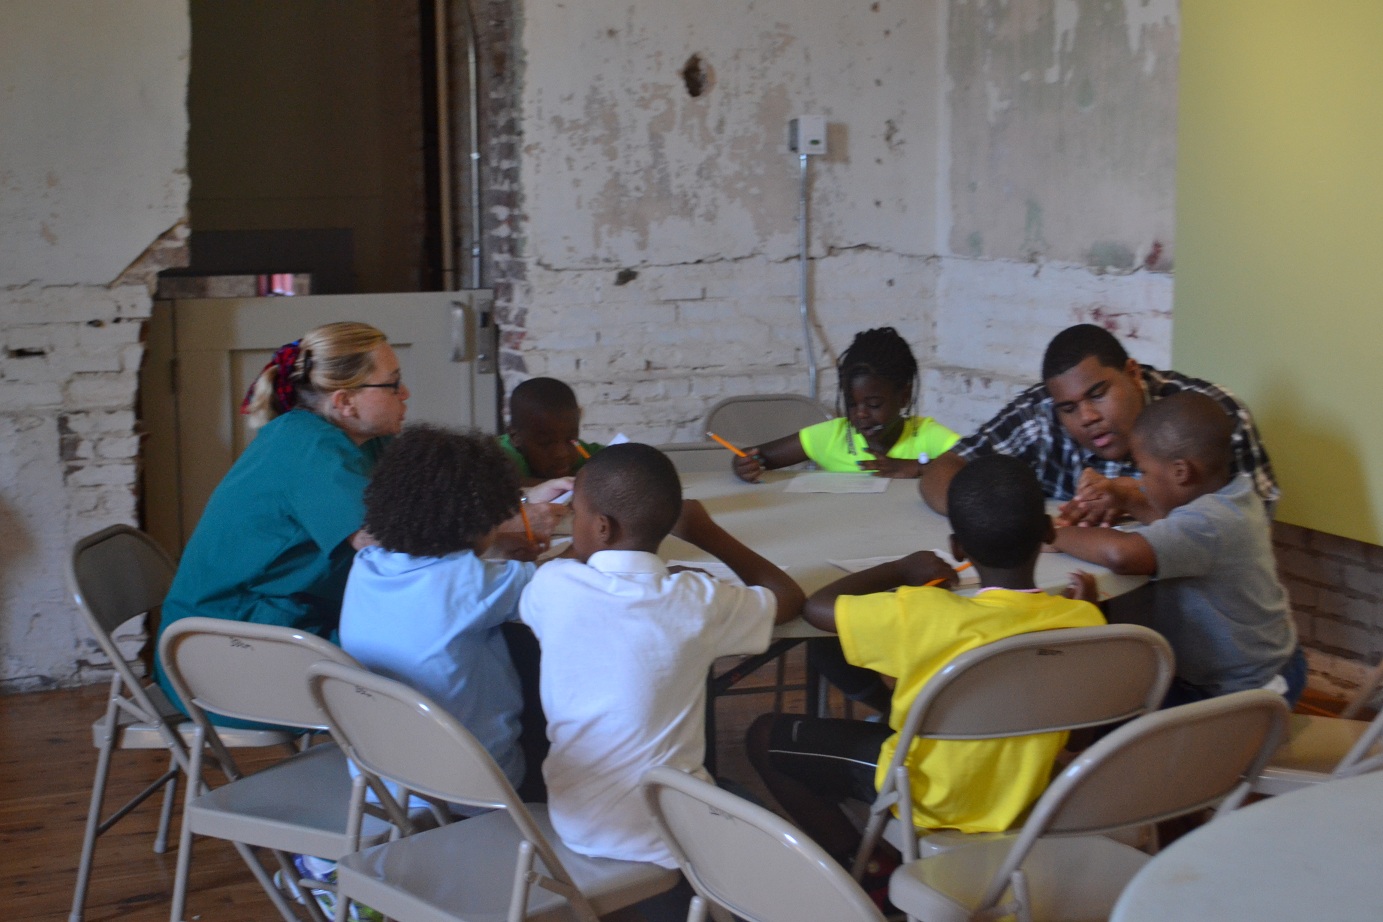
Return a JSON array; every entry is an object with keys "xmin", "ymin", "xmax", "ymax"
[
  {"xmin": 510, "ymin": 0, "xmax": 1175, "ymax": 441},
  {"xmin": 513, "ymin": 0, "xmax": 946, "ymax": 436},
  {"xmin": 928, "ymin": 0, "xmax": 1177, "ymax": 424},
  {"xmin": 946, "ymin": 0, "xmax": 1177, "ymax": 270},
  {"xmin": 0, "ymin": 1, "xmax": 189, "ymax": 690}
]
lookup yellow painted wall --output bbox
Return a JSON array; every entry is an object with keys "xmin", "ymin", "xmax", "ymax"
[{"xmin": 1176, "ymin": 1, "xmax": 1383, "ymax": 544}]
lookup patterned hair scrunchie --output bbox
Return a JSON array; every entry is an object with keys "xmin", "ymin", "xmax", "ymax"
[{"xmin": 240, "ymin": 340, "xmax": 308, "ymax": 415}]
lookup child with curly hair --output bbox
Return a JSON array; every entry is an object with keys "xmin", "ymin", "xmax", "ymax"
[{"xmin": 340, "ymin": 424, "xmax": 546, "ymax": 798}]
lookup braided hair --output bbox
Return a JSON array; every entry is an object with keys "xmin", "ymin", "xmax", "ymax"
[{"xmin": 835, "ymin": 328, "xmax": 919, "ymax": 450}]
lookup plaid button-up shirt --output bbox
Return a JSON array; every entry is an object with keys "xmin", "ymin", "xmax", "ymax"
[{"xmin": 951, "ymin": 365, "xmax": 1279, "ymax": 505}]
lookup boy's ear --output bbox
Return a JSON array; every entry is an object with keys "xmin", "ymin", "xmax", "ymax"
[
  {"xmin": 948, "ymin": 534, "xmax": 968, "ymax": 565},
  {"xmin": 1171, "ymin": 458, "xmax": 1194, "ymax": 486},
  {"xmin": 1040, "ymin": 513, "xmax": 1056, "ymax": 545},
  {"xmin": 595, "ymin": 511, "xmax": 617, "ymax": 546}
]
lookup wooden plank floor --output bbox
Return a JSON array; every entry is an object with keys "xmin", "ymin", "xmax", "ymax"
[{"xmin": 1, "ymin": 648, "xmax": 833, "ymax": 922}]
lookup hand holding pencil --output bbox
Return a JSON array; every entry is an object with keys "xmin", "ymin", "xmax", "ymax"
[{"xmin": 709, "ymin": 432, "xmax": 768, "ymax": 483}]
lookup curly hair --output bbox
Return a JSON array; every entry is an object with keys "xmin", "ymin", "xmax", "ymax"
[
  {"xmin": 363, "ymin": 425, "xmax": 522, "ymax": 557},
  {"xmin": 835, "ymin": 326, "xmax": 918, "ymax": 415}
]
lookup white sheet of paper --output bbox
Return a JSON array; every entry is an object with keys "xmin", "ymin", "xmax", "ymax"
[
  {"xmin": 608, "ymin": 432, "xmax": 631, "ymax": 445},
  {"xmin": 537, "ymin": 535, "xmax": 573, "ymax": 562},
  {"xmin": 783, "ymin": 473, "xmax": 890, "ymax": 494}
]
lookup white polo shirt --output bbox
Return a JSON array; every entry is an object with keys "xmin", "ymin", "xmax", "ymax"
[{"xmin": 520, "ymin": 550, "xmax": 776, "ymax": 867}]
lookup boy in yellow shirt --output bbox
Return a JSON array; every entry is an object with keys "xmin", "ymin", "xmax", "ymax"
[{"xmin": 747, "ymin": 454, "xmax": 1102, "ymax": 871}]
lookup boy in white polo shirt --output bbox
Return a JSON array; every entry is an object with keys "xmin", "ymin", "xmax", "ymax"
[{"xmin": 520, "ymin": 443, "xmax": 803, "ymax": 867}]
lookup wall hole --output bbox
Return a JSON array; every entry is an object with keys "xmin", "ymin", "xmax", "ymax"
[{"xmin": 681, "ymin": 54, "xmax": 711, "ymax": 98}]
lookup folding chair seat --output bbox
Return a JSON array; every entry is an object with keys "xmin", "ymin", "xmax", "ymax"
[
  {"xmin": 642, "ymin": 765, "xmax": 886, "ymax": 922},
  {"xmin": 851, "ymin": 624, "xmax": 1174, "ymax": 878},
  {"xmin": 306, "ymin": 660, "xmax": 680, "ymax": 922},
  {"xmin": 160, "ymin": 617, "xmax": 407, "ymax": 922},
  {"xmin": 889, "ymin": 689, "xmax": 1288, "ymax": 922},
  {"xmin": 1252, "ymin": 656, "xmax": 1383, "ymax": 795},
  {"xmin": 66, "ymin": 525, "xmax": 293, "ymax": 922}
]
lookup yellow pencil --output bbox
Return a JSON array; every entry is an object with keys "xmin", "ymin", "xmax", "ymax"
[
  {"xmin": 705, "ymin": 431, "xmax": 748, "ymax": 458},
  {"xmin": 571, "ymin": 440, "xmax": 591, "ymax": 459},
  {"xmin": 519, "ymin": 499, "xmax": 536, "ymax": 545}
]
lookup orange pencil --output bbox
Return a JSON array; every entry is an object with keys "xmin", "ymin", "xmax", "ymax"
[
  {"xmin": 924, "ymin": 562, "xmax": 972, "ymax": 587},
  {"xmin": 706, "ymin": 431, "xmax": 748, "ymax": 458},
  {"xmin": 519, "ymin": 499, "xmax": 536, "ymax": 545},
  {"xmin": 571, "ymin": 440, "xmax": 591, "ymax": 459}
]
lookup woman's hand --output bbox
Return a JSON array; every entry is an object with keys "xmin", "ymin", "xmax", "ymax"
[
  {"xmin": 489, "ymin": 529, "xmax": 544, "ymax": 561},
  {"xmin": 526, "ymin": 477, "xmax": 575, "ymax": 504}
]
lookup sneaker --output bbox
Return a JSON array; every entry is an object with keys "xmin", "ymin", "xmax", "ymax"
[{"xmin": 276, "ymin": 855, "xmax": 383, "ymax": 922}]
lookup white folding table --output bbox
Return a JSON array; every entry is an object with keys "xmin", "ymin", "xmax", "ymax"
[{"xmin": 1111, "ymin": 770, "xmax": 1383, "ymax": 922}]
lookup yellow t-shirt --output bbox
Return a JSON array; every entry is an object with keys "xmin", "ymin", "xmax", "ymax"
[{"xmin": 837, "ymin": 587, "xmax": 1105, "ymax": 833}]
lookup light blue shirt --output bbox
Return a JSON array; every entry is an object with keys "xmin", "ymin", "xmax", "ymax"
[{"xmin": 341, "ymin": 548, "xmax": 536, "ymax": 787}]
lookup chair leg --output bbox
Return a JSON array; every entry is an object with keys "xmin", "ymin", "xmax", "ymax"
[
  {"xmin": 169, "ymin": 768, "xmax": 197, "ymax": 922},
  {"xmin": 154, "ymin": 750, "xmax": 178, "ymax": 854},
  {"xmin": 69, "ymin": 735, "xmax": 116, "ymax": 922},
  {"xmin": 239, "ymin": 843, "xmax": 304, "ymax": 922}
]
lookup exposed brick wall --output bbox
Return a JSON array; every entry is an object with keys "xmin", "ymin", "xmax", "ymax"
[
  {"xmin": 0, "ymin": 284, "xmax": 162, "ymax": 691},
  {"xmin": 1275, "ymin": 521, "xmax": 1383, "ymax": 703},
  {"xmin": 469, "ymin": 0, "xmax": 524, "ymax": 365}
]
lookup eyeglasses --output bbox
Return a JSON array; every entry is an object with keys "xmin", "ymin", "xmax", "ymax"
[{"xmin": 355, "ymin": 378, "xmax": 404, "ymax": 394}]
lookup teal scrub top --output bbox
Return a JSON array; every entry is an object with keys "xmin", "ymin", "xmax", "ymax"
[{"xmin": 156, "ymin": 410, "xmax": 387, "ymax": 697}]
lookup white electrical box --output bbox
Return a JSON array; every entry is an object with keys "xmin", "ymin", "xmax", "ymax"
[{"xmin": 788, "ymin": 116, "xmax": 827, "ymax": 155}]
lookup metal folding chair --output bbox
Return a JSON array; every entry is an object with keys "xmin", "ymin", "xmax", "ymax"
[
  {"xmin": 1253, "ymin": 656, "xmax": 1383, "ymax": 794},
  {"xmin": 307, "ymin": 659, "xmax": 680, "ymax": 922},
  {"xmin": 852, "ymin": 624, "xmax": 1174, "ymax": 878},
  {"xmin": 66, "ymin": 525, "xmax": 293, "ymax": 922},
  {"xmin": 643, "ymin": 765, "xmax": 886, "ymax": 922},
  {"xmin": 702, "ymin": 393, "xmax": 832, "ymax": 448},
  {"xmin": 889, "ymin": 689, "xmax": 1288, "ymax": 922},
  {"xmin": 160, "ymin": 617, "xmax": 404, "ymax": 922}
]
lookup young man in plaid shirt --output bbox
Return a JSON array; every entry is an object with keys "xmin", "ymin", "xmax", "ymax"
[{"xmin": 919, "ymin": 324, "xmax": 1277, "ymax": 525}]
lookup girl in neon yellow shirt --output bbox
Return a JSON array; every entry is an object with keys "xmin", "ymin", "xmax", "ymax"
[{"xmin": 733, "ymin": 327, "xmax": 959, "ymax": 481}]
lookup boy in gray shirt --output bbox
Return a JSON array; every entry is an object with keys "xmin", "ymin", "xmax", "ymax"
[{"xmin": 1054, "ymin": 391, "xmax": 1303, "ymax": 706}]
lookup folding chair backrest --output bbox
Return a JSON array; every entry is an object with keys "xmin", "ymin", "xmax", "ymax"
[
  {"xmin": 703, "ymin": 394, "xmax": 832, "ymax": 446},
  {"xmin": 69, "ymin": 524, "xmax": 176, "ymax": 666},
  {"xmin": 159, "ymin": 617, "xmax": 359, "ymax": 730},
  {"xmin": 306, "ymin": 660, "xmax": 520, "ymax": 811},
  {"xmin": 1035, "ymin": 689, "xmax": 1287, "ymax": 836},
  {"xmin": 642, "ymin": 766, "xmax": 886, "ymax": 922},
  {"xmin": 898, "ymin": 624, "xmax": 1174, "ymax": 742},
  {"xmin": 977, "ymin": 689, "xmax": 1287, "ymax": 911}
]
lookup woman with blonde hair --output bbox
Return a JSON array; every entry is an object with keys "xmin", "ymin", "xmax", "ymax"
[{"xmin": 155, "ymin": 321, "xmax": 411, "ymax": 709}]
